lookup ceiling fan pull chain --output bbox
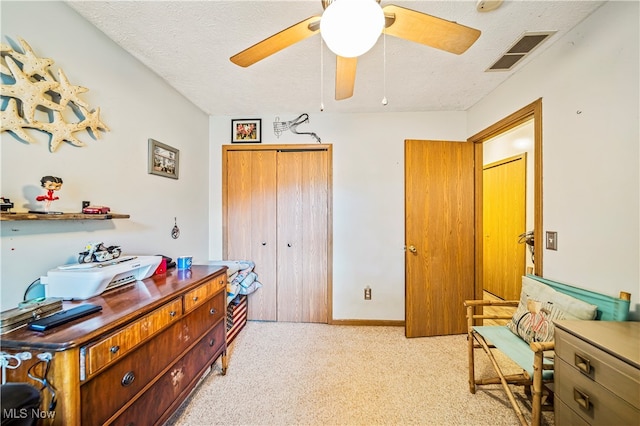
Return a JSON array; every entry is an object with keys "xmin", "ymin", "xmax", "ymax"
[
  {"xmin": 382, "ymin": 31, "xmax": 388, "ymax": 106},
  {"xmin": 320, "ymin": 35, "xmax": 325, "ymax": 112}
]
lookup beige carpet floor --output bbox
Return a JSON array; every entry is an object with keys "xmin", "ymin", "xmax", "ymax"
[{"xmin": 166, "ymin": 321, "xmax": 554, "ymax": 426}]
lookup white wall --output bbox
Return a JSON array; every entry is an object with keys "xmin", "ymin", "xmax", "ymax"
[
  {"xmin": 211, "ymin": 1, "xmax": 639, "ymax": 321},
  {"xmin": 468, "ymin": 1, "xmax": 640, "ymax": 319},
  {"xmin": 209, "ymin": 112, "xmax": 467, "ymax": 320},
  {"xmin": 0, "ymin": 2, "xmax": 211, "ymax": 310}
]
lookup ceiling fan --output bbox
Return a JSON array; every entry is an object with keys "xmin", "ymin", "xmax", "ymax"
[{"xmin": 230, "ymin": 0, "xmax": 481, "ymax": 101}]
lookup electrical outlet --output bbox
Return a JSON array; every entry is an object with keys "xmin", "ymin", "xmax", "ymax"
[
  {"xmin": 546, "ymin": 231, "xmax": 558, "ymax": 250},
  {"xmin": 364, "ymin": 286, "xmax": 371, "ymax": 300}
]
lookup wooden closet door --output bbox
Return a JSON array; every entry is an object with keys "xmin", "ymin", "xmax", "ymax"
[
  {"xmin": 276, "ymin": 150, "xmax": 328, "ymax": 323},
  {"xmin": 225, "ymin": 150, "xmax": 277, "ymax": 321},
  {"xmin": 483, "ymin": 154, "xmax": 526, "ymax": 300}
]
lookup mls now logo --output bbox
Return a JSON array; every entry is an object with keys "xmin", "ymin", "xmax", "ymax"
[{"xmin": 2, "ymin": 408, "xmax": 55, "ymax": 420}]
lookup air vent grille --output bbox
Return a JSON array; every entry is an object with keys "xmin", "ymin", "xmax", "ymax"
[{"xmin": 487, "ymin": 31, "xmax": 556, "ymax": 71}]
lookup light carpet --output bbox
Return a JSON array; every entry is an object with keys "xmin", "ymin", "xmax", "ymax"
[{"xmin": 166, "ymin": 321, "xmax": 554, "ymax": 426}]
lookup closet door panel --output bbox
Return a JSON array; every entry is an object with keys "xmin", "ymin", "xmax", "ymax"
[
  {"xmin": 276, "ymin": 151, "xmax": 304, "ymax": 322},
  {"xmin": 276, "ymin": 150, "xmax": 328, "ymax": 323},
  {"xmin": 226, "ymin": 151, "xmax": 253, "ymax": 259},
  {"xmin": 302, "ymin": 150, "xmax": 328, "ymax": 323},
  {"xmin": 226, "ymin": 150, "xmax": 277, "ymax": 321}
]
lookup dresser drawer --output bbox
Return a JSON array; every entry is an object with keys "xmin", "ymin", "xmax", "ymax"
[
  {"xmin": 111, "ymin": 321, "xmax": 226, "ymax": 426},
  {"xmin": 80, "ymin": 295, "xmax": 225, "ymax": 425},
  {"xmin": 83, "ymin": 298, "xmax": 183, "ymax": 377},
  {"xmin": 555, "ymin": 357, "xmax": 640, "ymax": 425},
  {"xmin": 183, "ymin": 290, "xmax": 225, "ymax": 340},
  {"xmin": 555, "ymin": 327, "xmax": 640, "ymax": 409},
  {"xmin": 183, "ymin": 272, "xmax": 226, "ymax": 313}
]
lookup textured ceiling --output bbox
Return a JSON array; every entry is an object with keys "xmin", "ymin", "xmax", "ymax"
[{"xmin": 66, "ymin": 0, "xmax": 606, "ymax": 115}]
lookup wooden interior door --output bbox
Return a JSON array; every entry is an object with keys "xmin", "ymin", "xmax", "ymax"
[
  {"xmin": 276, "ymin": 149, "xmax": 329, "ymax": 323},
  {"xmin": 225, "ymin": 150, "xmax": 277, "ymax": 321},
  {"xmin": 482, "ymin": 154, "xmax": 526, "ymax": 300},
  {"xmin": 405, "ymin": 140, "xmax": 475, "ymax": 337}
]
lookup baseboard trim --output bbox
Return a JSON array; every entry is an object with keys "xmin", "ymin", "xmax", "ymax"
[{"xmin": 329, "ymin": 319, "xmax": 405, "ymax": 327}]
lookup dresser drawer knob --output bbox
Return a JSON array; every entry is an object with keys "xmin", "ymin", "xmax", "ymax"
[
  {"xmin": 210, "ymin": 308, "xmax": 217, "ymax": 315},
  {"xmin": 110, "ymin": 345, "xmax": 120, "ymax": 354},
  {"xmin": 573, "ymin": 388, "xmax": 591, "ymax": 411},
  {"xmin": 574, "ymin": 353, "xmax": 592, "ymax": 375},
  {"xmin": 209, "ymin": 338, "xmax": 216, "ymax": 347},
  {"xmin": 169, "ymin": 310, "xmax": 177, "ymax": 317},
  {"xmin": 121, "ymin": 371, "xmax": 136, "ymax": 387},
  {"xmin": 192, "ymin": 296, "xmax": 199, "ymax": 302}
]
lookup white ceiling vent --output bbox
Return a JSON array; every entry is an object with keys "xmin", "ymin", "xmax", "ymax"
[{"xmin": 486, "ymin": 31, "xmax": 556, "ymax": 72}]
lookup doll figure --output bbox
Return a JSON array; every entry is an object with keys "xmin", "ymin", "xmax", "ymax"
[{"xmin": 36, "ymin": 176, "xmax": 63, "ymax": 211}]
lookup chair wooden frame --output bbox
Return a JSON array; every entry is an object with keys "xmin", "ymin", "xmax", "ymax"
[
  {"xmin": 465, "ymin": 299, "xmax": 554, "ymax": 426},
  {"xmin": 465, "ymin": 275, "xmax": 632, "ymax": 426}
]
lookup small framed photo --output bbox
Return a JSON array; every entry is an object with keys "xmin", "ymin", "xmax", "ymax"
[
  {"xmin": 148, "ymin": 138, "xmax": 179, "ymax": 179},
  {"xmin": 232, "ymin": 118, "xmax": 261, "ymax": 143}
]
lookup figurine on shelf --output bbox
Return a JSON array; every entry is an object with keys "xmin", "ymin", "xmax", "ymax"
[
  {"xmin": 1, "ymin": 197, "xmax": 14, "ymax": 212},
  {"xmin": 35, "ymin": 175, "xmax": 63, "ymax": 212}
]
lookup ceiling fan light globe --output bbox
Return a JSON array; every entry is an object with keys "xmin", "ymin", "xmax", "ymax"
[{"xmin": 320, "ymin": 0, "xmax": 384, "ymax": 58}]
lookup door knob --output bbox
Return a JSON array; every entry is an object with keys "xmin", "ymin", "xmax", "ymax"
[{"xmin": 408, "ymin": 245, "xmax": 417, "ymax": 253}]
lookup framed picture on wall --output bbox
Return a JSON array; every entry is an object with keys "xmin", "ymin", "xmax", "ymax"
[
  {"xmin": 148, "ymin": 138, "xmax": 179, "ymax": 179},
  {"xmin": 231, "ymin": 118, "xmax": 261, "ymax": 143}
]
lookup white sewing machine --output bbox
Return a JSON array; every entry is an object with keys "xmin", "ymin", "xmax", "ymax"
[{"xmin": 44, "ymin": 255, "xmax": 162, "ymax": 300}]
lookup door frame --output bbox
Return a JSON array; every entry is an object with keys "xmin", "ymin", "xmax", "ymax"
[
  {"xmin": 468, "ymin": 98, "xmax": 543, "ymax": 300},
  {"xmin": 222, "ymin": 144, "xmax": 333, "ymax": 322}
]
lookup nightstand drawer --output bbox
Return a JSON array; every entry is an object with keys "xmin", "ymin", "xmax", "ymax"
[
  {"xmin": 83, "ymin": 298, "xmax": 182, "ymax": 377},
  {"xmin": 555, "ymin": 327, "xmax": 640, "ymax": 409},
  {"xmin": 555, "ymin": 396, "xmax": 590, "ymax": 426},
  {"xmin": 555, "ymin": 357, "xmax": 640, "ymax": 425},
  {"xmin": 183, "ymin": 273, "xmax": 226, "ymax": 313}
]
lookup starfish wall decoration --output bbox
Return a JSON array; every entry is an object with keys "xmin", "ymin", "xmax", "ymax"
[{"xmin": 0, "ymin": 37, "xmax": 110, "ymax": 152}]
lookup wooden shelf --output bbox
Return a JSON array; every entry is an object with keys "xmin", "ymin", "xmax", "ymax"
[{"xmin": 0, "ymin": 212, "xmax": 130, "ymax": 221}]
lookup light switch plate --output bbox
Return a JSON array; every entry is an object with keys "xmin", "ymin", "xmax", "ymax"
[{"xmin": 546, "ymin": 231, "xmax": 558, "ymax": 250}]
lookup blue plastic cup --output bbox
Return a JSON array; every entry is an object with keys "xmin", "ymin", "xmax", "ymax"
[{"xmin": 176, "ymin": 256, "xmax": 192, "ymax": 270}]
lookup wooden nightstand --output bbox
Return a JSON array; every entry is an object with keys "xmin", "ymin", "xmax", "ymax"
[{"xmin": 554, "ymin": 320, "xmax": 640, "ymax": 425}]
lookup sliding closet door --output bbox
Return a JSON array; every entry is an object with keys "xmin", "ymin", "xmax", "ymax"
[
  {"xmin": 276, "ymin": 150, "xmax": 329, "ymax": 323},
  {"xmin": 225, "ymin": 150, "xmax": 277, "ymax": 321}
]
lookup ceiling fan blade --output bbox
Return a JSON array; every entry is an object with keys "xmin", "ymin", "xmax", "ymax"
[
  {"xmin": 230, "ymin": 16, "xmax": 321, "ymax": 67},
  {"xmin": 382, "ymin": 5, "xmax": 481, "ymax": 54},
  {"xmin": 335, "ymin": 56, "xmax": 357, "ymax": 100}
]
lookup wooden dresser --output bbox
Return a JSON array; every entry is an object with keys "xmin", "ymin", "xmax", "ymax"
[
  {"xmin": 554, "ymin": 320, "xmax": 640, "ymax": 426},
  {"xmin": 1, "ymin": 265, "xmax": 227, "ymax": 425}
]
